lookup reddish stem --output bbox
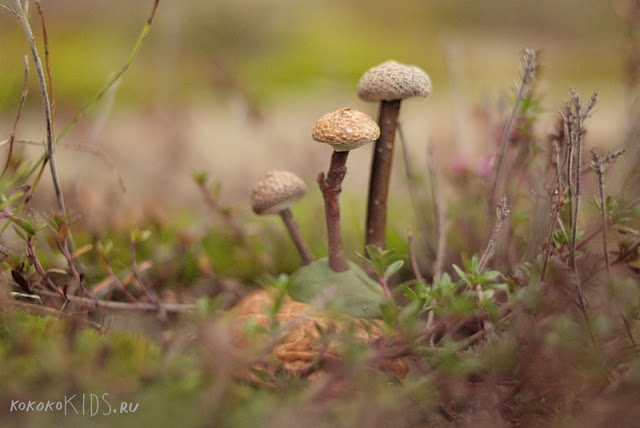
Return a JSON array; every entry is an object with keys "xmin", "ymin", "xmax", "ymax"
[
  {"xmin": 317, "ymin": 151, "xmax": 349, "ymax": 272},
  {"xmin": 365, "ymin": 99, "xmax": 401, "ymax": 252}
]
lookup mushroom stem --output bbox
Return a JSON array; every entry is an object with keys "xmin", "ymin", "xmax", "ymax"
[
  {"xmin": 365, "ymin": 99, "xmax": 402, "ymax": 252},
  {"xmin": 279, "ymin": 208, "xmax": 314, "ymax": 265},
  {"xmin": 317, "ymin": 150, "xmax": 349, "ymax": 272}
]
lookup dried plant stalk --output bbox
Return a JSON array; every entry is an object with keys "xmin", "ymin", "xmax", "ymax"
[
  {"xmin": 490, "ymin": 48, "xmax": 538, "ymax": 210},
  {"xmin": 478, "ymin": 194, "xmax": 510, "ymax": 272}
]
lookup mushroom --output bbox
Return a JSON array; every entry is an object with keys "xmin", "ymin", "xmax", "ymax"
[
  {"xmin": 357, "ymin": 60, "xmax": 432, "ymax": 251},
  {"xmin": 312, "ymin": 107, "xmax": 380, "ymax": 272},
  {"xmin": 251, "ymin": 170, "xmax": 314, "ymax": 265}
]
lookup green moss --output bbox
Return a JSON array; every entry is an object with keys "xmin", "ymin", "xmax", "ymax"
[{"xmin": 289, "ymin": 258, "xmax": 386, "ymax": 318}]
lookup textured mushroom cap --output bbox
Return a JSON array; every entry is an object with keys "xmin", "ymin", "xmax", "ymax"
[
  {"xmin": 312, "ymin": 107, "xmax": 380, "ymax": 152},
  {"xmin": 357, "ymin": 60, "xmax": 432, "ymax": 102},
  {"xmin": 251, "ymin": 170, "xmax": 307, "ymax": 215}
]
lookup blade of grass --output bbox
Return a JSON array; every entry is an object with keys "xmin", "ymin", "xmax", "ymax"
[
  {"xmin": 12, "ymin": 0, "xmax": 73, "ymax": 254},
  {"xmin": 56, "ymin": 0, "xmax": 160, "ymax": 143},
  {"xmin": 0, "ymin": 55, "xmax": 29, "ymax": 181}
]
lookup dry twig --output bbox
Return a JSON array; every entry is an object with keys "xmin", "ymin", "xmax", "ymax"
[{"xmin": 490, "ymin": 49, "xmax": 538, "ymax": 210}]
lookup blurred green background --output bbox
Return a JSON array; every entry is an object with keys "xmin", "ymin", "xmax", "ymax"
[
  {"xmin": 0, "ymin": 0, "xmax": 627, "ymax": 228},
  {"xmin": 0, "ymin": 0, "xmax": 621, "ymax": 108}
]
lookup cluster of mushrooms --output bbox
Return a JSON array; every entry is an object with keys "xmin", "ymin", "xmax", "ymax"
[
  {"xmin": 237, "ymin": 60, "xmax": 431, "ymax": 381},
  {"xmin": 251, "ymin": 60, "xmax": 431, "ymax": 274}
]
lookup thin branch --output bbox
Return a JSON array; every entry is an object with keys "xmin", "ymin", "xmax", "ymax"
[
  {"xmin": 25, "ymin": 236, "xmax": 65, "ymax": 299},
  {"xmin": 34, "ymin": 289, "xmax": 196, "ymax": 313},
  {"xmin": 196, "ymin": 178, "xmax": 245, "ymax": 243},
  {"xmin": 589, "ymin": 149, "xmax": 611, "ymax": 278},
  {"xmin": 563, "ymin": 90, "xmax": 598, "ymax": 269},
  {"xmin": 100, "ymin": 260, "xmax": 138, "ymax": 304},
  {"xmin": 56, "ymin": 236, "xmax": 94, "ymax": 300},
  {"xmin": 1, "ymin": 5, "xmax": 18, "ymax": 16},
  {"xmin": 478, "ymin": 194, "xmax": 510, "ymax": 272},
  {"xmin": 1, "ymin": 56, "xmax": 29, "ymax": 181},
  {"xmin": 130, "ymin": 237, "xmax": 167, "ymax": 320},
  {"xmin": 540, "ymin": 140, "xmax": 565, "ymax": 284},
  {"xmin": 490, "ymin": 48, "xmax": 538, "ymax": 210}
]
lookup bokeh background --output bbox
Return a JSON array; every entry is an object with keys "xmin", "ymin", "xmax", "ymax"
[{"xmin": 0, "ymin": 0, "xmax": 627, "ymax": 231}]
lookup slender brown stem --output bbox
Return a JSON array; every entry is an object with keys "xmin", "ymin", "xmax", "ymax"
[
  {"xmin": 26, "ymin": 236, "xmax": 65, "ymax": 300},
  {"xmin": 130, "ymin": 239, "xmax": 167, "ymax": 320},
  {"xmin": 365, "ymin": 99, "xmax": 401, "ymax": 252},
  {"xmin": 317, "ymin": 151, "xmax": 349, "ymax": 272},
  {"xmin": 279, "ymin": 208, "xmax": 314, "ymax": 265}
]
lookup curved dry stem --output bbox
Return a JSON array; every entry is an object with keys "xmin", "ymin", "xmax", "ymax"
[
  {"xmin": 0, "ymin": 138, "xmax": 126, "ymax": 192},
  {"xmin": 1, "ymin": 56, "xmax": 29, "ymax": 181}
]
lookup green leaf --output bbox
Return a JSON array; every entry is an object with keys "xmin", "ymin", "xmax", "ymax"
[
  {"xmin": 96, "ymin": 240, "xmax": 114, "ymax": 257},
  {"xmin": 470, "ymin": 254, "xmax": 479, "ymax": 274},
  {"xmin": 401, "ymin": 284, "xmax": 419, "ymax": 301},
  {"xmin": 452, "ymin": 264, "xmax": 473, "ymax": 288},
  {"xmin": 380, "ymin": 301, "xmax": 399, "ymax": 327},
  {"xmin": 437, "ymin": 273, "xmax": 454, "ymax": 288},
  {"xmin": 132, "ymin": 228, "xmax": 152, "ymax": 243},
  {"xmin": 478, "ymin": 270, "xmax": 501, "ymax": 283},
  {"xmin": 13, "ymin": 218, "xmax": 36, "ymax": 236},
  {"xmin": 384, "ymin": 260, "xmax": 404, "ymax": 279},
  {"xmin": 399, "ymin": 299, "xmax": 422, "ymax": 326},
  {"xmin": 13, "ymin": 226, "xmax": 26, "ymax": 241},
  {"xmin": 191, "ymin": 170, "xmax": 208, "ymax": 186}
]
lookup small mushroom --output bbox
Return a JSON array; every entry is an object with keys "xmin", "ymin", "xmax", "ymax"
[
  {"xmin": 358, "ymin": 60, "xmax": 431, "ymax": 252},
  {"xmin": 312, "ymin": 107, "xmax": 380, "ymax": 272},
  {"xmin": 251, "ymin": 170, "xmax": 314, "ymax": 265}
]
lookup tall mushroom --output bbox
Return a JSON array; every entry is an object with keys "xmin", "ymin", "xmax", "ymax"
[
  {"xmin": 313, "ymin": 107, "xmax": 380, "ymax": 272},
  {"xmin": 251, "ymin": 170, "xmax": 314, "ymax": 265},
  {"xmin": 358, "ymin": 60, "xmax": 432, "ymax": 252}
]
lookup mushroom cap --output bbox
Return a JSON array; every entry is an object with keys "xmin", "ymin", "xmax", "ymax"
[
  {"xmin": 312, "ymin": 107, "xmax": 380, "ymax": 152},
  {"xmin": 357, "ymin": 60, "xmax": 432, "ymax": 102},
  {"xmin": 251, "ymin": 170, "xmax": 307, "ymax": 215}
]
